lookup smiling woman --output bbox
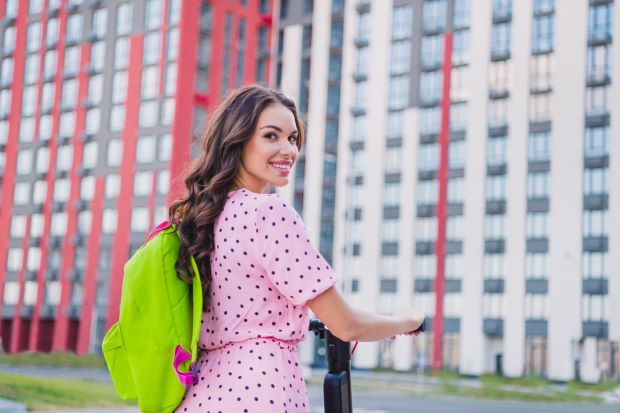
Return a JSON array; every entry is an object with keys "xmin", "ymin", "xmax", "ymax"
[{"xmin": 168, "ymin": 85, "xmax": 424, "ymax": 413}]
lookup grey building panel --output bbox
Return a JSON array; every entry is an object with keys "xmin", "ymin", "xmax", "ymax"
[
  {"xmin": 583, "ymin": 194, "xmax": 608, "ymax": 210},
  {"xmin": 20, "ymin": 305, "xmax": 34, "ymax": 319},
  {"xmin": 414, "ymin": 278, "xmax": 433, "ymax": 293},
  {"xmin": 380, "ymin": 278, "xmax": 398, "ymax": 293},
  {"xmin": 4, "ymin": 272, "xmax": 19, "ymax": 282},
  {"xmin": 40, "ymin": 305, "xmax": 56, "ymax": 320},
  {"xmin": 487, "ymin": 164, "xmax": 507, "ymax": 175},
  {"xmin": 526, "ymin": 238, "xmax": 548, "ymax": 253},
  {"xmin": 449, "ymin": 168, "xmax": 465, "ymax": 178},
  {"xmin": 585, "ymin": 113, "xmax": 610, "ymax": 128},
  {"xmin": 2, "ymin": 305, "xmax": 15, "ymax": 319},
  {"xmin": 582, "ymin": 279, "xmax": 608, "ymax": 295},
  {"xmin": 527, "ymin": 198, "xmax": 549, "ymax": 212},
  {"xmin": 450, "ymin": 130, "xmax": 466, "ymax": 141},
  {"xmin": 408, "ymin": 0, "xmax": 423, "ymax": 107},
  {"xmin": 415, "ymin": 241, "xmax": 434, "ymax": 255},
  {"xmin": 486, "ymin": 200, "xmax": 506, "ymax": 214},
  {"xmin": 584, "ymin": 156, "xmax": 609, "ymax": 168},
  {"xmin": 528, "ymin": 160, "xmax": 551, "ymax": 173},
  {"xmin": 385, "ymin": 173, "xmax": 402, "ymax": 183},
  {"xmin": 444, "ymin": 317, "xmax": 460, "ymax": 333},
  {"xmin": 349, "ymin": 141, "xmax": 365, "ymax": 151},
  {"xmin": 445, "ymin": 279, "xmax": 462, "ymax": 293},
  {"xmin": 420, "ymin": 133, "xmax": 438, "ymax": 144},
  {"xmin": 485, "ymin": 239, "xmax": 505, "ymax": 253},
  {"xmin": 526, "ymin": 279, "xmax": 548, "ymax": 294},
  {"xmin": 483, "ymin": 318, "xmax": 504, "ymax": 337},
  {"xmin": 582, "ymin": 321, "xmax": 608, "ymax": 339},
  {"xmin": 279, "ymin": 0, "xmax": 314, "ymax": 26},
  {"xmin": 386, "ymin": 137, "xmax": 403, "ymax": 147},
  {"xmin": 484, "ymin": 278, "xmax": 505, "ymax": 293},
  {"xmin": 418, "ymin": 170, "xmax": 437, "ymax": 180},
  {"xmin": 67, "ymin": 304, "xmax": 82, "ymax": 320},
  {"xmin": 354, "ymin": 175, "xmax": 364, "ymax": 185},
  {"xmin": 417, "ymin": 204, "xmax": 435, "ymax": 217},
  {"xmin": 529, "ymin": 121, "xmax": 552, "ymax": 133},
  {"xmin": 447, "ymin": 203, "xmax": 464, "ymax": 216},
  {"xmin": 383, "ymin": 206, "xmax": 400, "ymax": 219},
  {"xmin": 446, "ymin": 241, "xmax": 462, "ymax": 254},
  {"xmin": 583, "ymin": 236, "xmax": 608, "ymax": 252},
  {"xmin": 381, "ymin": 242, "xmax": 399, "ymax": 256},
  {"xmin": 525, "ymin": 320, "xmax": 548, "ymax": 337},
  {"xmin": 488, "ymin": 125, "xmax": 508, "ymax": 137}
]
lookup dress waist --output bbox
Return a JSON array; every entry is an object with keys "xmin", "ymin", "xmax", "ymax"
[{"xmin": 202, "ymin": 336, "xmax": 300, "ymax": 352}]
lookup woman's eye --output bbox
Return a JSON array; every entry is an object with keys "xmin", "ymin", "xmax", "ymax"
[
  {"xmin": 265, "ymin": 133, "xmax": 277, "ymax": 140},
  {"xmin": 289, "ymin": 136, "xmax": 297, "ymax": 143}
]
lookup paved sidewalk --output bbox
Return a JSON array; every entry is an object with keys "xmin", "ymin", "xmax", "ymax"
[{"xmin": 0, "ymin": 397, "xmax": 26, "ymax": 413}]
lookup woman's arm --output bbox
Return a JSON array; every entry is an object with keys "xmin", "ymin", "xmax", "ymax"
[{"xmin": 307, "ymin": 286, "xmax": 424, "ymax": 342}]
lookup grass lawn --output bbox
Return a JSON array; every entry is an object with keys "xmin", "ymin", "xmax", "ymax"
[
  {"xmin": 0, "ymin": 372, "xmax": 134, "ymax": 411},
  {"xmin": 0, "ymin": 351, "xmax": 106, "ymax": 369}
]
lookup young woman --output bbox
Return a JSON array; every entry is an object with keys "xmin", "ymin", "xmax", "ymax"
[{"xmin": 170, "ymin": 85, "xmax": 424, "ymax": 412}]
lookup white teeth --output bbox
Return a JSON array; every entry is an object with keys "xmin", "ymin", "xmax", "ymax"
[{"xmin": 271, "ymin": 163, "xmax": 290, "ymax": 170}]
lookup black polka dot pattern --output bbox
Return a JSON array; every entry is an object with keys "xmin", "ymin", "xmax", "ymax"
[{"xmin": 174, "ymin": 189, "xmax": 339, "ymax": 413}]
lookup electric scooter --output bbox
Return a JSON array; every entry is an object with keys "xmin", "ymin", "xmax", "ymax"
[{"xmin": 309, "ymin": 319, "xmax": 426, "ymax": 413}]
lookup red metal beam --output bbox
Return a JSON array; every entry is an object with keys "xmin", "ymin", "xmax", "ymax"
[
  {"xmin": 0, "ymin": 0, "xmax": 27, "ymax": 351},
  {"xmin": 76, "ymin": 177, "xmax": 104, "ymax": 354},
  {"xmin": 433, "ymin": 31, "xmax": 453, "ymax": 371},
  {"xmin": 52, "ymin": 42, "xmax": 91, "ymax": 350},
  {"xmin": 157, "ymin": 0, "xmax": 170, "ymax": 96},
  {"xmin": 105, "ymin": 34, "xmax": 144, "ymax": 329},
  {"xmin": 166, "ymin": 0, "xmax": 199, "ymax": 206}
]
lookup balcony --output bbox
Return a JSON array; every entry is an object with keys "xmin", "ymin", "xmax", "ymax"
[
  {"xmin": 582, "ymin": 278, "xmax": 608, "ymax": 295},
  {"xmin": 484, "ymin": 278, "xmax": 505, "ymax": 294},
  {"xmin": 483, "ymin": 318, "xmax": 504, "ymax": 337},
  {"xmin": 582, "ymin": 321, "xmax": 608, "ymax": 339}
]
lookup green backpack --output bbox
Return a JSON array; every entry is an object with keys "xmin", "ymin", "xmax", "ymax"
[{"xmin": 102, "ymin": 222, "xmax": 203, "ymax": 413}]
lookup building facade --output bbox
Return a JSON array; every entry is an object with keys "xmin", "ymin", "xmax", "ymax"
[
  {"xmin": 331, "ymin": 0, "xmax": 619, "ymax": 382},
  {"xmin": 0, "ymin": 0, "xmax": 274, "ymax": 354}
]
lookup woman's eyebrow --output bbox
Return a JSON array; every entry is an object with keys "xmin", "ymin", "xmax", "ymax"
[{"xmin": 260, "ymin": 125, "xmax": 298, "ymax": 135}]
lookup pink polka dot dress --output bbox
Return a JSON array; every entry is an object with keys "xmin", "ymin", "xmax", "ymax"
[{"xmin": 174, "ymin": 188, "xmax": 339, "ymax": 413}]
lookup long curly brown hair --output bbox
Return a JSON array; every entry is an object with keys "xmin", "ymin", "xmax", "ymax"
[{"xmin": 168, "ymin": 85, "xmax": 304, "ymax": 310}]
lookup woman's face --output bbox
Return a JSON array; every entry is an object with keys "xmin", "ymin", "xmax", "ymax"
[{"xmin": 237, "ymin": 103, "xmax": 300, "ymax": 193}]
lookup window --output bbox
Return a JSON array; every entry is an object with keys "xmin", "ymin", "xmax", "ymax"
[
  {"xmin": 112, "ymin": 71, "xmax": 128, "ymax": 104},
  {"xmin": 35, "ymin": 147, "xmax": 50, "ymax": 173},
  {"xmin": 102, "ymin": 209, "xmax": 118, "ymax": 234},
  {"xmin": 583, "ymin": 210, "xmax": 608, "ymax": 238},
  {"xmin": 92, "ymin": 8, "xmax": 108, "ymax": 39},
  {"xmin": 165, "ymin": 63, "xmax": 177, "ymax": 96},
  {"xmin": 116, "ymin": 3, "xmax": 133, "ymax": 35},
  {"xmin": 487, "ymin": 136, "xmax": 507, "ymax": 166},
  {"xmin": 386, "ymin": 111, "xmax": 403, "ymax": 139},
  {"xmin": 415, "ymin": 217, "xmax": 437, "ymax": 242},
  {"xmin": 6, "ymin": 248, "xmax": 23, "ymax": 272},
  {"xmin": 29, "ymin": 0, "xmax": 44, "ymax": 14},
  {"xmin": 90, "ymin": 41, "xmax": 105, "ymax": 72},
  {"xmin": 1, "ymin": 58, "xmax": 14, "ymax": 87},
  {"xmin": 105, "ymin": 174, "xmax": 120, "ymax": 198},
  {"xmin": 527, "ymin": 172, "xmax": 549, "ymax": 199},
  {"xmin": 414, "ymin": 255, "xmax": 436, "ymax": 278},
  {"xmin": 143, "ymin": 32, "xmax": 160, "ymax": 65},
  {"xmin": 30, "ymin": 214, "xmax": 44, "ymax": 237},
  {"xmin": 44, "ymin": 50, "xmax": 57, "ymax": 80},
  {"xmin": 582, "ymin": 252, "xmax": 608, "ymax": 280},
  {"xmin": 450, "ymin": 66, "xmax": 469, "ymax": 101},
  {"xmin": 529, "ymin": 93, "xmax": 551, "ymax": 122},
  {"xmin": 39, "ymin": 115, "xmax": 52, "ymax": 141},
  {"xmin": 418, "ymin": 142, "xmax": 439, "ymax": 171},
  {"xmin": 485, "ymin": 215, "xmax": 505, "ymax": 239},
  {"xmin": 110, "ymin": 105, "xmax": 125, "ymax": 131},
  {"xmin": 46, "ymin": 18, "xmax": 58, "ymax": 47},
  {"xmin": 525, "ymin": 294, "xmax": 548, "ymax": 320},
  {"xmin": 584, "ymin": 168, "xmax": 608, "ymax": 196},
  {"xmin": 24, "ymin": 54, "xmax": 39, "ymax": 84},
  {"xmin": 528, "ymin": 132, "xmax": 550, "ymax": 162},
  {"xmin": 107, "ymin": 139, "xmax": 123, "ymax": 167},
  {"xmin": 64, "ymin": 46, "xmax": 80, "ymax": 77},
  {"xmin": 530, "ymin": 51, "xmax": 553, "ymax": 92},
  {"xmin": 587, "ymin": 44, "xmax": 611, "ymax": 83},
  {"xmin": 66, "ymin": 13, "xmax": 82, "ymax": 43},
  {"xmin": 423, "ymin": 0, "xmax": 447, "ymax": 32},
  {"xmin": 453, "ymin": 0, "xmax": 470, "ymax": 29},
  {"xmin": 26, "ymin": 247, "xmax": 41, "ymax": 272},
  {"xmin": 169, "ymin": 0, "xmax": 181, "ymax": 25},
  {"xmin": 61, "ymin": 78, "xmax": 77, "ymax": 109},
  {"xmin": 168, "ymin": 28, "xmax": 179, "ymax": 61},
  {"xmin": 420, "ymin": 106, "xmax": 441, "ymax": 135},
  {"xmin": 589, "ymin": 4, "xmax": 612, "ymax": 43},
  {"xmin": 82, "ymin": 141, "xmax": 98, "ymax": 169},
  {"xmin": 327, "ymin": 87, "xmax": 340, "ymax": 114},
  {"xmin": 582, "ymin": 295, "xmax": 609, "ymax": 322},
  {"xmin": 33, "ymin": 181, "xmax": 47, "ymax": 204},
  {"xmin": 53, "ymin": 178, "xmax": 70, "ymax": 202},
  {"xmin": 50, "ymin": 212, "xmax": 67, "ymax": 236},
  {"xmin": 532, "ymin": 14, "xmax": 553, "ymax": 54},
  {"xmin": 157, "ymin": 170, "xmax": 170, "ymax": 194},
  {"xmin": 353, "ymin": 80, "xmax": 367, "ymax": 110},
  {"xmin": 419, "ymin": 71, "xmax": 442, "ymax": 104},
  {"xmin": 0, "ymin": 89, "xmax": 10, "ymax": 118},
  {"xmin": 5, "ymin": 0, "xmax": 18, "ymax": 17},
  {"xmin": 388, "ymin": 75, "xmax": 409, "ymax": 109},
  {"xmin": 584, "ymin": 127, "xmax": 608, "ymax": 158},
  {"xmin": 452, "ymin": 29, "xmax": 470, "ymax": 65},
  {"xmin": 447, "ymin": 177, "xmax": 464, "ymax": 203},
  {"xmin": 491, "ymin": 22, "xmax": 511, "ymax": 59},
  {"xmin": 59, "ymin": 111, "xmax": 75, "ymax": 137},
  {"xmin": 446, "ymin": 216, "xmax": 463, "ymax": 240},
  {"xmin": 421, "ymin": 34, "xmax": 444, "ymax": 67},
  {"xmin": 27, "ymin": 21, "xmax": 41, "ymax": 52},
  {"xmin": 357, "ymin": 12, "xmax": 371, "ymax": 43},
  {"xmin": 16, "ymin": 150, "xmax": 33, "ymax": 175},
  {"xmin": 159, "ymin": 134, "xmax": 172, "ymax": 161},
  {"xmin": 136, "ymin": 135, "xmax": 157, "ymax": 163},
  {"xmin": 351, "ymin": 115, "xmax": 366, "ymax": 142},
  {"xmin": 488, "ymin": 98, "xmax": 508, "ymax": 128},
  {"xmin": 131, "ymin": 207, "xmax": 149, "ymax": 233},
  {"xmin": 585, "ymin": 85, "xmax": 608, "ymax": 116},
  {"xmin": 493, "ymin": 0, "xmax": 512, "ymax": 20},
  {"xmin": 445, "ymin": 254, "xmax": 463, "ymax": 279},
  {"xmin": 142, "ymin": 66, "xmax": 158, "ymax": 99},
  {"xmin": 2, "ymin": 26, "xmax": 15, "ymax": 54},
  {"xmin": 486, "ymin": 175, "xmax": 506, "ymax": 201},
  {"xmin": 483, "ymin": 293, "xmax": 504, "ymax": 318},
  {"xmin": 13, "ymin": 182, "xmax": 31, "ymax": 205},
  {"xmin": 417, "ymin": 179, "xmax": 437, "ymax": 205},
  {"xmin": 145, "ymin": 0, "xmax": 162, "ymax": 30},
  {"xmin": 525, "ymin": 253, "xmax": 547, "ymax": 279},
  {"xmin": 392, "ymin": 4, "xmax": 413, "ymax": 39},
  {"xmin": 114, "ymin": 37, "xmax": 129, "ymax": 69},
  {"xmin": 21, "ymin": 85, "xmax": 36, "ymax": 116},
  {"xmin": 450, "ymin": 102, "xmax": 467, "ymax": 131},
  {"xmin": 139, "ymin": 101, "xmax": 159, "ymax": 128},
  {"xmin": 80, "ymin": 175, "xmax": 95, "ymax": 200},
  {"xmin": 448, "ymin": 140, "xmax": 466, "ymax": 169},
  {"xmin": 533, "ymin": 0, "xmax": 554, "ymax": 14},
  {"xmin": 526, "ymin": 212, "xmax": 548, "ymax": 239},
  {"xmin": 384, "ymin": 182, "xmax": 400, "ymax": 207},
  {"xmin": 390, "ymin": 40, "xmax": 411, "ymax": 74},
  {"xmin": 384, "ymin": 147, "xmax": 401, "ymax": 173},
  {"xmin": 382, "ymin": 220, "xmax": 400, "ymax": 243}
]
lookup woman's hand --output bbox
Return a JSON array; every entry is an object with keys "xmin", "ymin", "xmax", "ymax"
[{"xmin": 392, "ymin": 308, "xmax": 425, "ymax": 337}]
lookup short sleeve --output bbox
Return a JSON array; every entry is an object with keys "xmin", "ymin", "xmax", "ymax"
[{"xmin": 255, "ymin": 195, "xmax": 339, "ymax": 306}]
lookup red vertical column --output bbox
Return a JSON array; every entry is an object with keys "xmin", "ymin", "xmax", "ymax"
[
  {"xmin": 0, "ymin": 0, "xmax": 27, "ymax": 350},
  {"xmin": 207, "ymin": 2, "xmax": 225, "ymax": 106},
  {"xmin": 10, "ymin": 218, "xmax": 31, "ymax": 353},
  {"xmin": 28, "ymin": 0, "xmax": 51, "ymax": 351},
  {"xmin": 157, "ymin": 0, "xmax": 170, "ymax": 96},
  {"xmin": 167, "ymin": 0, "xmax": 199, "ymax": 206},
  {"xmin": 52, "ymin": 43, "xmax": 91, "ymax": 350},
  {"xmin": 105, "ymin": 35, "xmax": 144, "ymax": 329},
  {"xmin": 433, "ymin": 31, "xmax": 453, "ymax": 371},
  {"xmin": 76, "ymin": 177, "xmax": 104, "ymax": 354}
]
